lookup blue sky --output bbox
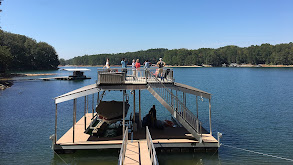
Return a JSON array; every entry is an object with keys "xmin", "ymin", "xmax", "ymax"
[{"xmin": 1, "ymin": 0, "xmax": 293, "ymax": 59}]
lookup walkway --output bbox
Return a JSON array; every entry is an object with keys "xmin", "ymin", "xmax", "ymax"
[{"xmin": 124, "ymin": 140, "xmax": 151, "ymax": 165}]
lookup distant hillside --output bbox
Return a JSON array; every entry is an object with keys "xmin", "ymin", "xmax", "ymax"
[
  {"xmin": 0, "ymin": 29, "xmax": 59, "ymax": 73},
  {"xmin": 61, "ymin": 43, "xmax": 293, "ymax": 66}
]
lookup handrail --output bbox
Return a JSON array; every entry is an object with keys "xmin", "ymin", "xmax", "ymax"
[
  {"xmin": 97, "ymin": 68, "xmax": 174, "ymax": 84},
  {"xmin": 147, "ymin": 70, "xmax": 202, "ymax": 135},
  {"xmin": 146, "ymin": 126, "xmax": 159, "ymax": 165},
  {"xmin": 118, "ymin": 127, "xmax": 128, "ymax": 165}
]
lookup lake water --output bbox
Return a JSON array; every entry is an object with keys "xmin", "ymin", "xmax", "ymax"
[{"xmin": 1, "ymin": 67, "xmax": 293, "ymax": 165}]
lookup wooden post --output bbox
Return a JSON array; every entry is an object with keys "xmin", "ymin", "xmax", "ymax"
[
  {"xmin": 55, "ymin": 103, "xmax": 57, "ymax": 144},
  {"xmin": 139, "ymin": 90, "xmax": 141, "ymax": 128},
  {"xmin": 123, "ymin": 90, "xmax": 126, "ymax": 138},
  {"xmin": 209, "ymin": 98, "xmax": 212, "ymax": 135},
  {"xmin": 133, "ymin": 90, "xmax": 136, "ymax": 122}
]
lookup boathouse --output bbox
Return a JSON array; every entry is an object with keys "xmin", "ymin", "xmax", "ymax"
[{"xmin": 51, "ymin": 68, "xmax": 221, "ymax": 164}]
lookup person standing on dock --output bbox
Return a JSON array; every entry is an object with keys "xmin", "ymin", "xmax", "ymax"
[
  {"xmin": 103, "ymin": 58, "xmax": 110, "ymax": 71},
  {"xmin": 132, "ymin": 59, "xmax": 136, "ymax": 80},
  {"xmin": 157, "ymin": 58, "xmax": 165, "ymax": 80},
  {"xmin": 149, "ymin": 105, "xmax": 157, "ymax": 127},
  {"xmin": 121, "ymin": 58, "xmax": 127, "ymax": 79},
  {"xmin": 144, "ymin": 60, "xmax": 151, "ymax": 79},
  {"xmin": 135, "ymin": 59, "xmax": 141, "ymax": 78}
]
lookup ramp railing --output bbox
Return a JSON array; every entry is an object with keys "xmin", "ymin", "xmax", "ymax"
[
  {"xmin": 118, "ymin": 127, "xmax": 128, "ymax": 165},
  {"xmin": 146, "ymin": 126, "xmax": 159, "ymax": 165},
  {"xmin": 146, "ymin": 70, "xmax": 202, "ymax": 137},
  {"xmin": 97, "ymin": 68, "xmax": 173, "ymax": 84}
]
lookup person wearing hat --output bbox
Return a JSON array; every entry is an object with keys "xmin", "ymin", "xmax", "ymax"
[{"xmin": 157, "ymin": 58, "xmax": 166, "ymax": 80}]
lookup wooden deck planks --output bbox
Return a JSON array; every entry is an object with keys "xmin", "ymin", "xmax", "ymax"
[
  {"xmin": 124, "ymin": 140, "xmax": 152, "ymax": 165},
  {"xmin": 139, "ymin": 140, "xmax": 152, "ymax": 165},
  {"xmin": 57, "ymin": 113, "xmax": 94, "ymax": 144},
  {"xmin": 124, "ymin": 141, "xmax": 140, "ymax": 165}
]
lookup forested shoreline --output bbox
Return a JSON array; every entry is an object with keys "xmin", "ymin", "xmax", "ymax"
[
  {"xmin": 61, "ymin": 42, "xmax": 293, "ymax": 67},
  {"xmin": 0, "ymin": 30, "xmax": 59, "ymax": 73}
]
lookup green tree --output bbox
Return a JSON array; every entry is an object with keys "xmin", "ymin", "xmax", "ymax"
[{"xmin": 0, "ymin": 46, "xmax": 12, "ymax": 73}]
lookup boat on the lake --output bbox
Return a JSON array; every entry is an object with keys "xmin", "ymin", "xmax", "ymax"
[{"xmin": 41, "ymin": 68, "xmax": 91, "ymax": 81}]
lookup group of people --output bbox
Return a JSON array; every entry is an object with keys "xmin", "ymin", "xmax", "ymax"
[{"xmin": 103, "ymin": 58, "xmax": 166, "ymax": 79}]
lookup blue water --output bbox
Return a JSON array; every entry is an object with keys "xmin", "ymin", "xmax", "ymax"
[{"xmin": 1, "ymin": 67, "xmax": 293, "ymax": 165}]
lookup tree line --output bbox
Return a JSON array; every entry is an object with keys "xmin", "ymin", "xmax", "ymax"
[
  {"xmin": 0, "ymin": 29, "xmax": 59, "ymax": 73},
  {"xmin": 61, "ymin": 43, "xmax": 293, "ymax": 67}
]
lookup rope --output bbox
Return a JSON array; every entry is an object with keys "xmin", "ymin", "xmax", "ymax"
[{"xmin": 222, "ymin": 143, "xmax": 293, "ymax": 162}]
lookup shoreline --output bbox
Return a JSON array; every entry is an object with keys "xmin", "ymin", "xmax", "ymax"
[{"xmin": 59, "ymin": 64, "xmax": 293, "ymax": 68}]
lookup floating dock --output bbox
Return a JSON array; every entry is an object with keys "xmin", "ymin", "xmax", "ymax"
[{"xmin": 51, "ymin": 68, "xmax": 221, "ymax": 164}]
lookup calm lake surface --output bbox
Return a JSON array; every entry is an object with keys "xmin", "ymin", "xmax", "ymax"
[{"xmin": 1, "ymin": 67, "xmax": 293, "ymax": 165}]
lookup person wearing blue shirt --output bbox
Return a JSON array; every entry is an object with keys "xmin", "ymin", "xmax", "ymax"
[{"xmin": 121, "ymin": 58, "xmax": 127, "ymax": 79}]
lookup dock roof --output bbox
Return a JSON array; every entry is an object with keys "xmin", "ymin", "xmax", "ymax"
[{"xmin": 55, "ymin": 83, "xmax": 211, "ymax": 104}]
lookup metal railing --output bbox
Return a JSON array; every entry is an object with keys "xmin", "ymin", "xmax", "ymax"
[
  {"xmin": 97, "ymin": 68, "xmax": 174, "ymax": 84},
  {"xmin": 147, "ymin": 70, "xmax": 202, "ymax": 135},
  {"xmin": 118, "ymin": 127, "xmax": 128, "ymax": 165},
  {"xmin": 146, "ymin": 126, "xmax": 159, "ymax": 165}
]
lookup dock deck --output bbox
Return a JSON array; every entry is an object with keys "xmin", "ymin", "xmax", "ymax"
[
  {"xmin": 53, "ymin": 68, "xmax": 221, "ymax": 165},
  {"xmin": 55, "ymin": 113, "xmax": 218, "ymax": 151}
]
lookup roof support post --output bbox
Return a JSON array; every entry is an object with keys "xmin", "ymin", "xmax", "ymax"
[
  {"xmin": 139, "ymin": 90, "xmax": 141, "ymax": 128},
  {"xmin": 196, "ymin": 96, "xmax": 198, "ymax": 119},
  {"xmin": 122, "ymin": 90, "xmax": 126, "ymax": 138},
  {"xmin": 209, "ymin": 98, "xmax": 212, "ymax": 135},
  {"xmin": 73, "ymin": 99, "xmax": 76, "ymax": 143},
  {"xmin": 171, "ymin": 89, "xmax": 173, "ymax": 107},
  {"xmin": 92, "ymin": 94, "xmax": 94, "ymax": 118},
  {"xmin": 176, "ymin": 90, "xmax": 178, "ymax": 111},
  {"xmin": 55, "ymin": 103, "xmax": 57, "ymax": 144},
  {"xmin": 84, "ymin": 96, "xmax": 87, "ymax": 130},
  {"xmin": 133, "ymin": 90, "xmax": 136, "ymax": 123},
  {"xmin": 87, "ymin": 95, "xmax": 89, "ymax": 113},
  {"xmin": 97, "ymin": 92, "xmax": 100, "ymax": 104}
]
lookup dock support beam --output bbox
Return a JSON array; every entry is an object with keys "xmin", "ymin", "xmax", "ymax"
[
  {"xmin": 139, "ymin": 90, "xmax": 141, "ymax": 128},
  {"xmin": 55, "ymin": 103, "xmax": 57, "ymax": 144},
  {"xmin": 209, "ymin": 98, "xmax": 212, "ymax": 135},
  {"xmin": 73, "ymin": 99, "xmax": 77, "ymax": 143},
  {"xmin": 122, "ymin": 90, "xmax": 126, "ymax": 138}
]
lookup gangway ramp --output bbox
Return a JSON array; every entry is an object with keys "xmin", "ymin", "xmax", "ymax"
[
  {"xmin": 123, "ymin": 140, "xmax": 152, "ymax": 165},
  {"xmin": 146, "ymin": 70, "xmax": 208, "ymax": 143},
  {"xmin": 119, "ymin": 127, "xmax": 158, "ymax": 165}
]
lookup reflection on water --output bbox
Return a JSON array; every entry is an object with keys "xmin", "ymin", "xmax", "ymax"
[{"xmin": 51, "ymin": 150, "xmax": 118, "ymax": 165}]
